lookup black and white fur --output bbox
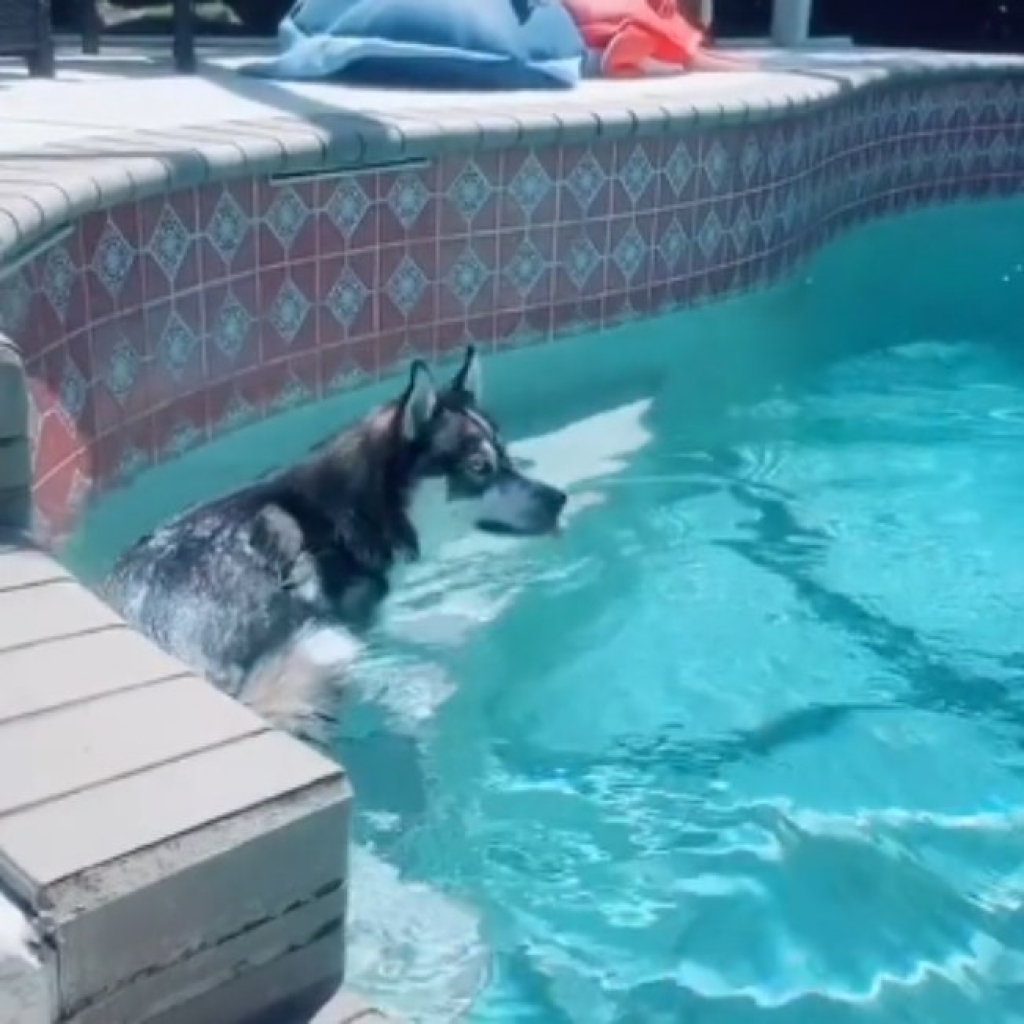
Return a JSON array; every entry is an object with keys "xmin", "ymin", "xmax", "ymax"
[{"xmin": 102, "ymin": 347, "xmax": 566, "ymax": 734}]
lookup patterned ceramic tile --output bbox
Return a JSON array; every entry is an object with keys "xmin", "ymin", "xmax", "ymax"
[
  {"xmin": 152, "ymin": 391, "xmax": 209, "ymax": 461},
  {"xmin": 438, "ymin": 153, "xmax": 500, "ymax": 234},
  {"xmin": 500, "ymin": 147, "xmax": 560, "ymax": 228},
  {"xmin": 385, "ymin": 253, "xmax": 429, "ymax": 317},
  {"xmin": 325, "ymin": 264, "xmax": 371, "ymax": 331},
  {"xmin": 258, "ymin": 180, "xmax": 317, "ymax": 265},
  {"xmin": 202, "ymin": 275, "xmax": 260, "ymax": 384},
  {"xmin": 378, "ymin": 166, "xmax": 437, "ymax": 245},
  {"xmin": 38, "ymin": 244, "xmax": 77, "ymax": 326},
  {"xmin": 260, "ymin": 353, "xmax": 321, "ymax": 413},
  {"xmin": 655, "ymin": 213, "xmax": 689, "ymax": 280},
  {"xmin": 20, "ymin": 75, "xmax": 1024, "ymax": 516},
  {"xmin": 662, "ymin": 137, "xmax": 699, "ymax": 204},
  {"xmin": 268, "ymin": 277, "xmax": 311, "ymax": 346},
  {"xmin": 199, "ymin": 182, "xmax": 257, "ymax": 280},
  {"xmin": 444, "ymin": 244, "xmax": 491, "ymax": 311},
  {"xmin": 507, "ymin": 153, "xmax": 554, "ymax": 220},
  {"xmin": 610, "ymin": 221, "xmax": 648, "ymax": 285},
  {"xmin": 739, "ymin": 132, "xmax": 765, "ymax": 191},
  {"xmin": 318, "ymin": 337, "xmax": 377, "ymax": 395},
  {"xmin": 503, "ymin": 236, "xmax": 547, "ymax": 298},
  {"xmin": 147, "ymin": 293, "xmax": 205, "ymax": 409},
  {"xmin": 56, "ymin": 349, "xmax": 90, "ymax": 430},
  {"xmin": 447, "ymin": 161, "xmax": 493, "ymax": 222},
  {"xmin": 102, "ymin": 336, "xmax": 142, "ymax": 406},
  {"xmin": 26, "ymin": 338, "xmax": 93, "ymax": 448},
  {"xmin": 606, "ymin": 214, "xmax": 655, "ymax": 312},
  {"xmin": 561, "ymin": 145, "xmax": 612, "ymax": 220},
  {"xmin": 207, "ymin": 189, "xmax": 249, "ymax": 264},
  {"xmin": 206, "ymin": 375, "xmax": 262, "ymax": 439},
  {"xmin": 564, "ymin": 230, "xmax": 604, "ymax": 291},
  {"xmin": 700, "ymin": 136, "xmax": 733, "ymax": 199},
  {"xmin": 81, "ymin": 205, "xmax": 144, "ymax": 322},
  {"xmin": 260, "ymin": 262, "xmax": 317, "ymax": 358},
  {"xmin": 265, "ymin": 186, "xmax": 310, "ymax": 250},
  {"xmin": 31, "ymin": 383, "xmax": 86, "ymax": 484},
  {"xmin": 320, "ymin": 174, "xmax": 377, "ymax": 255},
  {"xmin": 156, "ymin": 310, "xmax": 201, "ymax": 381},
  {"xmin": 210, "ymin": 293, "xmax": 254, "ymax": 362},
  {"xmin": 380, "ymin": 244, "xmax": 438, "ymax": 334},
  {"xmin": 91, "ymin": 219, "xmax": 135, "ymax": 297},
  {"xmin": 318, "ymin": 249, "xmax": 377, "ymax": 345},
  {"xmin": 93, "ymin": 414, "xmax": 154, "ymax": 488},
  {"xmin": 147, "ymin": 204, "xmax": 192, "ymax": 284},
  {"xmin": 553, "ymin": 220, "xmax": 608, "ymax": 306},
  {"xmin": 87, "ymin": 311, "xmax": 150, "ymax": 435},
  {"xmin": 495, "ymin": 227, "xmax": 555, "ymax": 316}
]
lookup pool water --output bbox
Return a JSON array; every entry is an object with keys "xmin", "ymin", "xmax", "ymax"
[{"xmin": 66, "ymin": 198, "xmax": 1024, "ymax": 1024}]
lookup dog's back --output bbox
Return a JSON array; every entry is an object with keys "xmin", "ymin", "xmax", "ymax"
[{"xmin": 104, "ymin": 480, "xmax": 350, "ymax": 694}]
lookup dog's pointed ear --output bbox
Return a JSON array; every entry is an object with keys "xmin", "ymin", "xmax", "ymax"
[
  {"xmin": 399, "ymin": 360, "xmax": 437, "ymax": 440},
  {"xmin": 450, "ymin": 345, "xmax": 483, "ymax": 403}
]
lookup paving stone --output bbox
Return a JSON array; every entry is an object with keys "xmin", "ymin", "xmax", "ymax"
[
  {"xmin": 0, "ymin": 578, "xmax": 121, "ymax": 652},
  {"xmin": 0, "ymin": 675, "xmax": 266, "ymax": 816},
  {"xmin": 0, "ymin": 543, "xmax": 68, "ymax": 592},
  {"xmin": 0, "ymin": 730, "xmax": 342, "ymax": 889}
]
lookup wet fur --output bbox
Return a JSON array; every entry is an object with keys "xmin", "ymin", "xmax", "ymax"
[{"xmin": 102, "ymin": 348, "xmax": 564, "ymax": 735}]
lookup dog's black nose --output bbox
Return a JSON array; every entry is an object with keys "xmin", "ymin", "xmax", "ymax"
[{"xmin": 543, "ymin": 485, "xmax": 568, "ymax": 518}]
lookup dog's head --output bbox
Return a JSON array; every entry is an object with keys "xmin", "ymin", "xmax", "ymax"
[{"xmin": 396, "ymin": 347, "xmax": 567, "ymax": 543}]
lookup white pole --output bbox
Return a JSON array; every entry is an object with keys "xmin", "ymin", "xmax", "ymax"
[{"xmin": 772, "ymin": 0, "xmax": 813, "ymax": 47}]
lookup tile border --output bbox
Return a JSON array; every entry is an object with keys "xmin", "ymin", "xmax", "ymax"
[
  {"xmin": 2, "ymin": 62, "xmax": 1023, "ymax": 540},
  {"xmin": 0, "ymin": 57, "xmax": 1021, "ymax": 269}
]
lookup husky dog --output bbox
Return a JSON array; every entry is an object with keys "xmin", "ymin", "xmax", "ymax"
[{"xmin": 103, "ymin": 347, "xmax": 566, "ymax": 733}]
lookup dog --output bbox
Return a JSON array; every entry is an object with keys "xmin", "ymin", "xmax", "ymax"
[{"xmin": 102, "ymin": 347, "xmax": 567, "ymax": 734}]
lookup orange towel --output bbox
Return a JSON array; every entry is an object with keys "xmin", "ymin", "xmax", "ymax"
[{"xmin": 561, "ymin": 0, "xmax": 745, "ymax": 77}]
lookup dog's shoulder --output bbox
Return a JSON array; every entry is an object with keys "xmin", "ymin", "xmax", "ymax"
[{"xmin": 258, "ymin": 480, "xmax": 391, "ymax": 627}]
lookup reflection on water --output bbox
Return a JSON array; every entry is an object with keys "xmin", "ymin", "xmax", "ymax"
[
  {"xmin": 339, "ymin": 338, "xmax": 1024, "ymax": 1024},
  {"xmin": 61, "ymin": 200, "xmax": 1024, "ymax": 1024}
]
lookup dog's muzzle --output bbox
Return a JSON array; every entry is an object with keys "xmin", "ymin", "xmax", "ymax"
[{"xmin": 475, "ymin": 472, "xmax": 567, "ymax": 537}]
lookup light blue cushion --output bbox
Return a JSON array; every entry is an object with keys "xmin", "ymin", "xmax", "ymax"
[{"xmin": 243, "ymin": 0, "xmax": 585, "ymax": 89}]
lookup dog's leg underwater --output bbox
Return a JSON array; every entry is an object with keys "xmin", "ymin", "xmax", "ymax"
[{"xmin": 241, "ymin": 624, "xmax": 362, "ymax": 742}]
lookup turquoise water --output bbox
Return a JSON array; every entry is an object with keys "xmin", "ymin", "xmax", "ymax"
[{"xmin": 67, "ymin": 199, "xmax": 1024, "ymax": 1024}]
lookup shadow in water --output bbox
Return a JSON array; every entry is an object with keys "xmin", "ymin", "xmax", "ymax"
[{"xmin": 719, "ymin": 480, "xmax": 1024, "ymax": 730}]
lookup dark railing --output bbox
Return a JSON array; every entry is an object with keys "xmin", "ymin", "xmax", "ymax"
[
  {"xmin": 27, "ymin": 0, "xmax": 1024, "ymax": 76},
  {"xmin": 714, "ymin": 0, "xmax": 1024, "ymax": 52},
  {"xmin": 0, "ymin": 0, "xmax": 55, "ymax": 75},
  {"xmin": 79, "ymin": 0, "xmax": 195, "ymax": 71}
]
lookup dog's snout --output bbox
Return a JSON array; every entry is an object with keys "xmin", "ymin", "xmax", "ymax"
[
  {"xmin": 544, "ymin": 485, "xmax": 568, "ymax": 518},
  {"xmin": 474, "ymin": 471, "xmax": 567, "ymax": 537}
]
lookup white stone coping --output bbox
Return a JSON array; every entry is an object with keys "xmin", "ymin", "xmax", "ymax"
[{"xmin": 1, "ymin": 43, "xmax": 1023, "ymax": 267}]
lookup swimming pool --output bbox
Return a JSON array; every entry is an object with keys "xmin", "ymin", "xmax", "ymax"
[{"xmin": 66, "ymin": 196, "xmax": 1024, "ymax": 1023}]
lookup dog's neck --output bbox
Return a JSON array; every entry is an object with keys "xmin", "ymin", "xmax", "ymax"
[{"xmin": 278, "ymin": 405, "xmax": 423, "ymax": 572}]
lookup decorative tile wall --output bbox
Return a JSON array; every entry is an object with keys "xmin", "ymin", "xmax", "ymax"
[{"xmin": 2, "ymin": 76, "xmax": 1022, "ymax": 542}]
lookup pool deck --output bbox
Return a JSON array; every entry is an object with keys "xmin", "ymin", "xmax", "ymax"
[
  {"xmin": 1, "ymin": 36, "xmax": 1023, "ymax": 1024},
  {"xmin": 1, "ymin": 41, "xmax": 1022, "ymax": 258},
  {"xmin": 0, "ymin": 40, "xmax": 1021, "ymax": 157}
]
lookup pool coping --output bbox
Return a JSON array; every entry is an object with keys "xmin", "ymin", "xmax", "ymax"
[
  {"xmin": 1, "ymin": 50, "xmax": 1023, "ymax": 271},
  {"xmin": 1, "ymin": 45, "xmax": 1023, "ymax": 1024}
]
